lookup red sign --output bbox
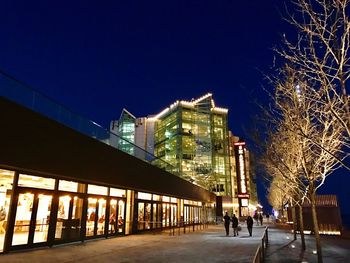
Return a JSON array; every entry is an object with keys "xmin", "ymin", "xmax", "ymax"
[{"xmin": 237, "ymin": 194, "xmax": 250, "ymax": 198}]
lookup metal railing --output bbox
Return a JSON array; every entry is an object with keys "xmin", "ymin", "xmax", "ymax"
[
  {"xmin": 253, "ymin": 227, "xmax": 269, "ymax": 263},
  {"xmin": 0, "ymin": 70, "xmax": 203, "ymax": 186},
  {"xmin": 135, "ymin": 220, "xmax": 209, "ymax": 236}
]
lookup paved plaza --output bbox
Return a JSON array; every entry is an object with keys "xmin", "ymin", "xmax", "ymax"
[
  {"xmin": 265, "ymin": 225, "xmax": 350, "ymax": 263},
  {"xmin": 2, "ymin": 222, "xmax": 350, "ymax": 263},
  {"xmin": 0, "ymin": 224, "xmax": 266, "ymax": 263}
]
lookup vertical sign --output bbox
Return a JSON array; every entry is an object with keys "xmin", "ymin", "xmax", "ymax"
[{"xmin": 234, "ymin": 142, "xmax": 249, "ymax": 198}]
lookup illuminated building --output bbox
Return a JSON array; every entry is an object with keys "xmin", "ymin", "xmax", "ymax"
[
  {"xmin": 0, "ymin": 73, "xmax": 215, "ymax": 253},
  {"xmin": 228, "ymin": 133, "xmax": 258, "ymax": 217},
  {"xmin": 151, "ymin": 93, "xmax": 232, "ymax": 196}
]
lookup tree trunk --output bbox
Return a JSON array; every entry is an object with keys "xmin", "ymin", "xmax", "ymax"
[
  {"xmin": 291, "ymin": 201, "xmax": 297, "ymax": 240},
  {"xmin": 311, "ymin": 190, "xmax": 323, "ymax": 263},
  {"xmin": 298, "ymin": 204, "xmax": 306, "ymax": 250}
]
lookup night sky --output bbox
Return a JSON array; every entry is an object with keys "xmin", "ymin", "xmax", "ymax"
[{"xmin": 1, "ymin": 0, "xmax": 349, "ymax": 216}]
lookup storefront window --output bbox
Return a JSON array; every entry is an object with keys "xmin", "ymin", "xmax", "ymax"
[
  {"xmin": 59, "ymin": 180, "xmax": 85, "ymax": 192},
  {"xmin": 109, "ymin": 200, "xmax": 117, "ymax": 234},
  {"xmin": 145, "ymin": 203, "xmax": 151, "ymax": 230},
  {"xmin": 87, "ymin": 184, "xmax": 107, "ymax": 196},
  {"xmin": 12, "ymin": 193, "xmax": 34, "ymax": 246},
  {"xmin": 110, "ymin": 188, "xmax": 126, "ymax": 197},
  {"xmin": 18, "ymin": 174, "xmax": 55, "ymax": 190},
  {"xmin": 138, "ymin": 192, "xmax": 151, "ymax": 200},
  {"xmin": 86, "ymin": 198, "xmax": 97, "ymax": 236},
  {"xmin": 0, "ymin": 169, "xmax": 14, "ymax": 252},
  {"xmin": 138, "ymin": 203, "xmax": 144, "ymax": 230},
  {"xmin": 33, "ymin": 194, "xmax": 52, "ymax": 243},
  {"xmin": 97, "ymin": 199, "xmax": 106, "ymax": 235},
  {"xmin": 117, "ymin": 200, "xmax": 124, "ymax": 233},
  {"xmin": 152, "ymin": 194, "xmax": 160, "ymax": 201}
]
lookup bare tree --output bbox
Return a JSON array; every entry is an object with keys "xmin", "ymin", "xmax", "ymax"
[
  {"xmin": 277, "ymin": 0, "xmax": 350, "ymax": 168},
  {"xmin": 267, "ymin": 64, "xmax": 347, "ymax": 262}
]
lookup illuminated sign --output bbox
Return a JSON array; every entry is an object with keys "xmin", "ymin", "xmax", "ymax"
[
  {"xmin": 234, "ymin": 143, "xmax": 249, "ymax": 196},
  {"xmin": 237, "ymin": 194, "xmax": 250, "ymax": 198}
]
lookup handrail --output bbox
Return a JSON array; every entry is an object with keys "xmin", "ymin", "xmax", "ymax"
[
  {"xmin": 252, "ymin": 227, "xmax": 268, "ymax": 263},
  {"xmin": 0, "ymin": 70, "xmax": 205, "ymax": 187}
]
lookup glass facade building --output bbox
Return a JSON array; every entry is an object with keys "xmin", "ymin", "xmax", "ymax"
[{"xmin": 152, "ymin": 94, "xmax": 231, "ymax": 196}]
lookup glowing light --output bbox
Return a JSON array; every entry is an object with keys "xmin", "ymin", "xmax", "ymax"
[
  {"xmin": 291, "ymin": 245, "xmax": 295, "ymax": 248},
  {"xmin": 313, "ymin": 250, "xmax": 317, "ymax": 254}
]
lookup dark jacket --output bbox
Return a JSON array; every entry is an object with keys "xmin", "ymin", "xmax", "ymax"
[
  {"xmin": 247, "ymin": 216, "xmax": 253, "ymax": 228},
  {"xmin": 224, "ymin": 214, "xmax": 231, "ymax": 225},
  {"xmin": 232, "ymin": 216, "xmax": 238, "ymax": 228}
]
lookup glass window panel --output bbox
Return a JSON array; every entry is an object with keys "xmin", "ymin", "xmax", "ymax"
[
  {"xmin": 110, "ymin": 188, "xmax": 126, "ymax": 197},
  {"xmin": 18, "ymin": 174, "xmax": 55, "ymax": 190},
  {"xmin": 0, "ymin": 169, "xmax": 14, "ymax": 252},
  {"xmin": 138, "ymin": 192, "xmax": 152, "ymax": 200},
  {"xmin": 162, "ymin": 196, "xmax": 170, "ymax": 202},
  {"xmin": 117, "ymin": 200, "xmax": 125, "ymax": 233},
  {"xmin": 152, "ymin": 194, "xmax": 161, "ymax": 201},
  {"xmin": 12, "ymin": 193, "xmax": 34, "ymax": 246},
  {"xmin": 97, "ymin": 199, "xmax": 106, "ymax": 235},
  {"xmin": 59, "ymin": 180, "xmax": 78, "ymax": 192},
  {"xmin": 34, "ymin": 194, "xmax": 52, "ymax": 243},
  {"xmin": 138, "ymin": 203, "xmax": 144, "ymax": 230},
  {"xmin": 87, "ymin": 184, "xmax": 108, "ymax": 196},
  {"xmin": 109, "ymin": 200, "xmax": 117, "ymax": 234},
  {"xmin": 86, "ymin": 198, "xmax": 97, "ymax": 236},
  {"xmin": 170, "ymin": 197, "xmax": 177, "ymax": 203},
  {"xmin": 145, "ymin": 203, "xmax": 151, "ymax": 230}
]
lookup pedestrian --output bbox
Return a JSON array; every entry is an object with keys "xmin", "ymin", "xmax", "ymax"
[
  {"xmin": 259, "ymin": 213, "xmax": 263, "ymax": 226},
  {"xmin": 253, "ymin": 212, "xmax": 259, "ymax": 226},
  {"xmin": 247, "ymin": 215, "xmax": 253, "ymax": 236},
  {"xmin": 223, "ymin": 212, "xmax": 231, "ymax": 236},
  {"xmin": 231, "ymin": 214, "xmax": 239, "ymax": 236}
]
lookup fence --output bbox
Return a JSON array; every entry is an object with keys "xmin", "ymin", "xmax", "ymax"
[{"xmin": 253, "ymin": 227, "xmax": 269, "ymax": 263}]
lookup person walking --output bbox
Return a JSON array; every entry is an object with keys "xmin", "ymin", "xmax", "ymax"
[
  {"xmin": 223, "ymin": 212, "xmax": 231, "ymax": 236},
  {"xmin": 231, "ymin": 214, "xmax": 239, "ymax": 236},
  {"xmin": 253, "ymin": 212, "xmax": 259, "ymax": 226},
  {"xmin": 247, "ymin": 215, "xmax": 253, "ymax": 236},
  {"xmin": 259, "ymin": 213, "xmax": 263, "ymax": 226}
]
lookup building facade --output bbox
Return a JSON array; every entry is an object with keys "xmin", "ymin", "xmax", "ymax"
[
  {"xmin": 109, "ymin": 94, "xmax": 259, "ymax": 217},
  {"xmin": 0, "ymin": 75, "xmax": 216, "ymax": 254},
  {"xmin": 151, "ymin": 93, "xmax": 231, "ymax": 196}
]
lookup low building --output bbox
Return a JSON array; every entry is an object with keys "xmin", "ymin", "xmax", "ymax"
[{"xmin": 0, "ymin": 73, "xmax": 215, "ymax": 253}]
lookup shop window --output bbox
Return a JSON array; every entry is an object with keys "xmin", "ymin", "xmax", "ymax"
[
  {"xmin": 110, "ymin": 188, "xmax": 126, "ymax": 197},
  {"xmin": 0, "ymin": 169, "xmax": 14, "ymax": 252},
  {"xmin": 18, "ymin": 174, "xmax": 55, "ymax": 190},
  {"xmin": 152, "ymin": 194, "xmax": 161, "ymax": 201},
  {"xmin": 137, "ymin": 192, "xmax": 152, "ymax": 200},
  {"xmin": 162, "ymin": 196, "xmax": 170, "ymax": 202},
  {"xmin": 59, "ymin": 180, "xmax": 85, "ymax": 193},
  {"xmin": 170, "ymin": 197, "xmax": 177, "ymax": 203},
  {"xmin": 87, "ymin": 184, "xmax": 108, "ymax": 196}
]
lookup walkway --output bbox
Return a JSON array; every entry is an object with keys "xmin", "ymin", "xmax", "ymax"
[
  {"xmin": 265, "ymin": 224, "xmax": 350, "ymax": 263},
  {"xmin": 0, "ymin": 224, "xmax": 266, "ymax": 263}
]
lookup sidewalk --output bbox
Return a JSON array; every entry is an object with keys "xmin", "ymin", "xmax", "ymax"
[
  {"xmin": 265, "ymin": 224, "xmax": 350, "ymax": 263},
  {"xmin": 0, "ymin": 224, "xmax": 267, "ymax": 263}
]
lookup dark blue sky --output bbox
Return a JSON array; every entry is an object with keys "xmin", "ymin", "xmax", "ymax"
[{"xmin": 1, "ymin": 0, "xmax": 349, "ymax": 215}]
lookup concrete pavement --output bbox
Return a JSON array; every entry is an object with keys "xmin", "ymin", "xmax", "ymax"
[
  {"xmin": 0, "ymin": 224, "xmax": 267, "ymax": 263},
  {"xmin": 265, "ymin": 224, "xmax": 350, "ymax": 263}
]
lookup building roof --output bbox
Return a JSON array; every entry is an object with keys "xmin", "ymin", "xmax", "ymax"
[{"xmin": 150, "ymin": 93, "xmax": 228, "ymax": 120}]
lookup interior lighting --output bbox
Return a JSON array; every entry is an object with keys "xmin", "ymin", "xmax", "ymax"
[
  {"xmin": 313, "ymin": 250, "xmax": 317, "ymax": 254},
  {"xmin": 291, "ymin": 245, "xmax": 295, "ymax": 248}
]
